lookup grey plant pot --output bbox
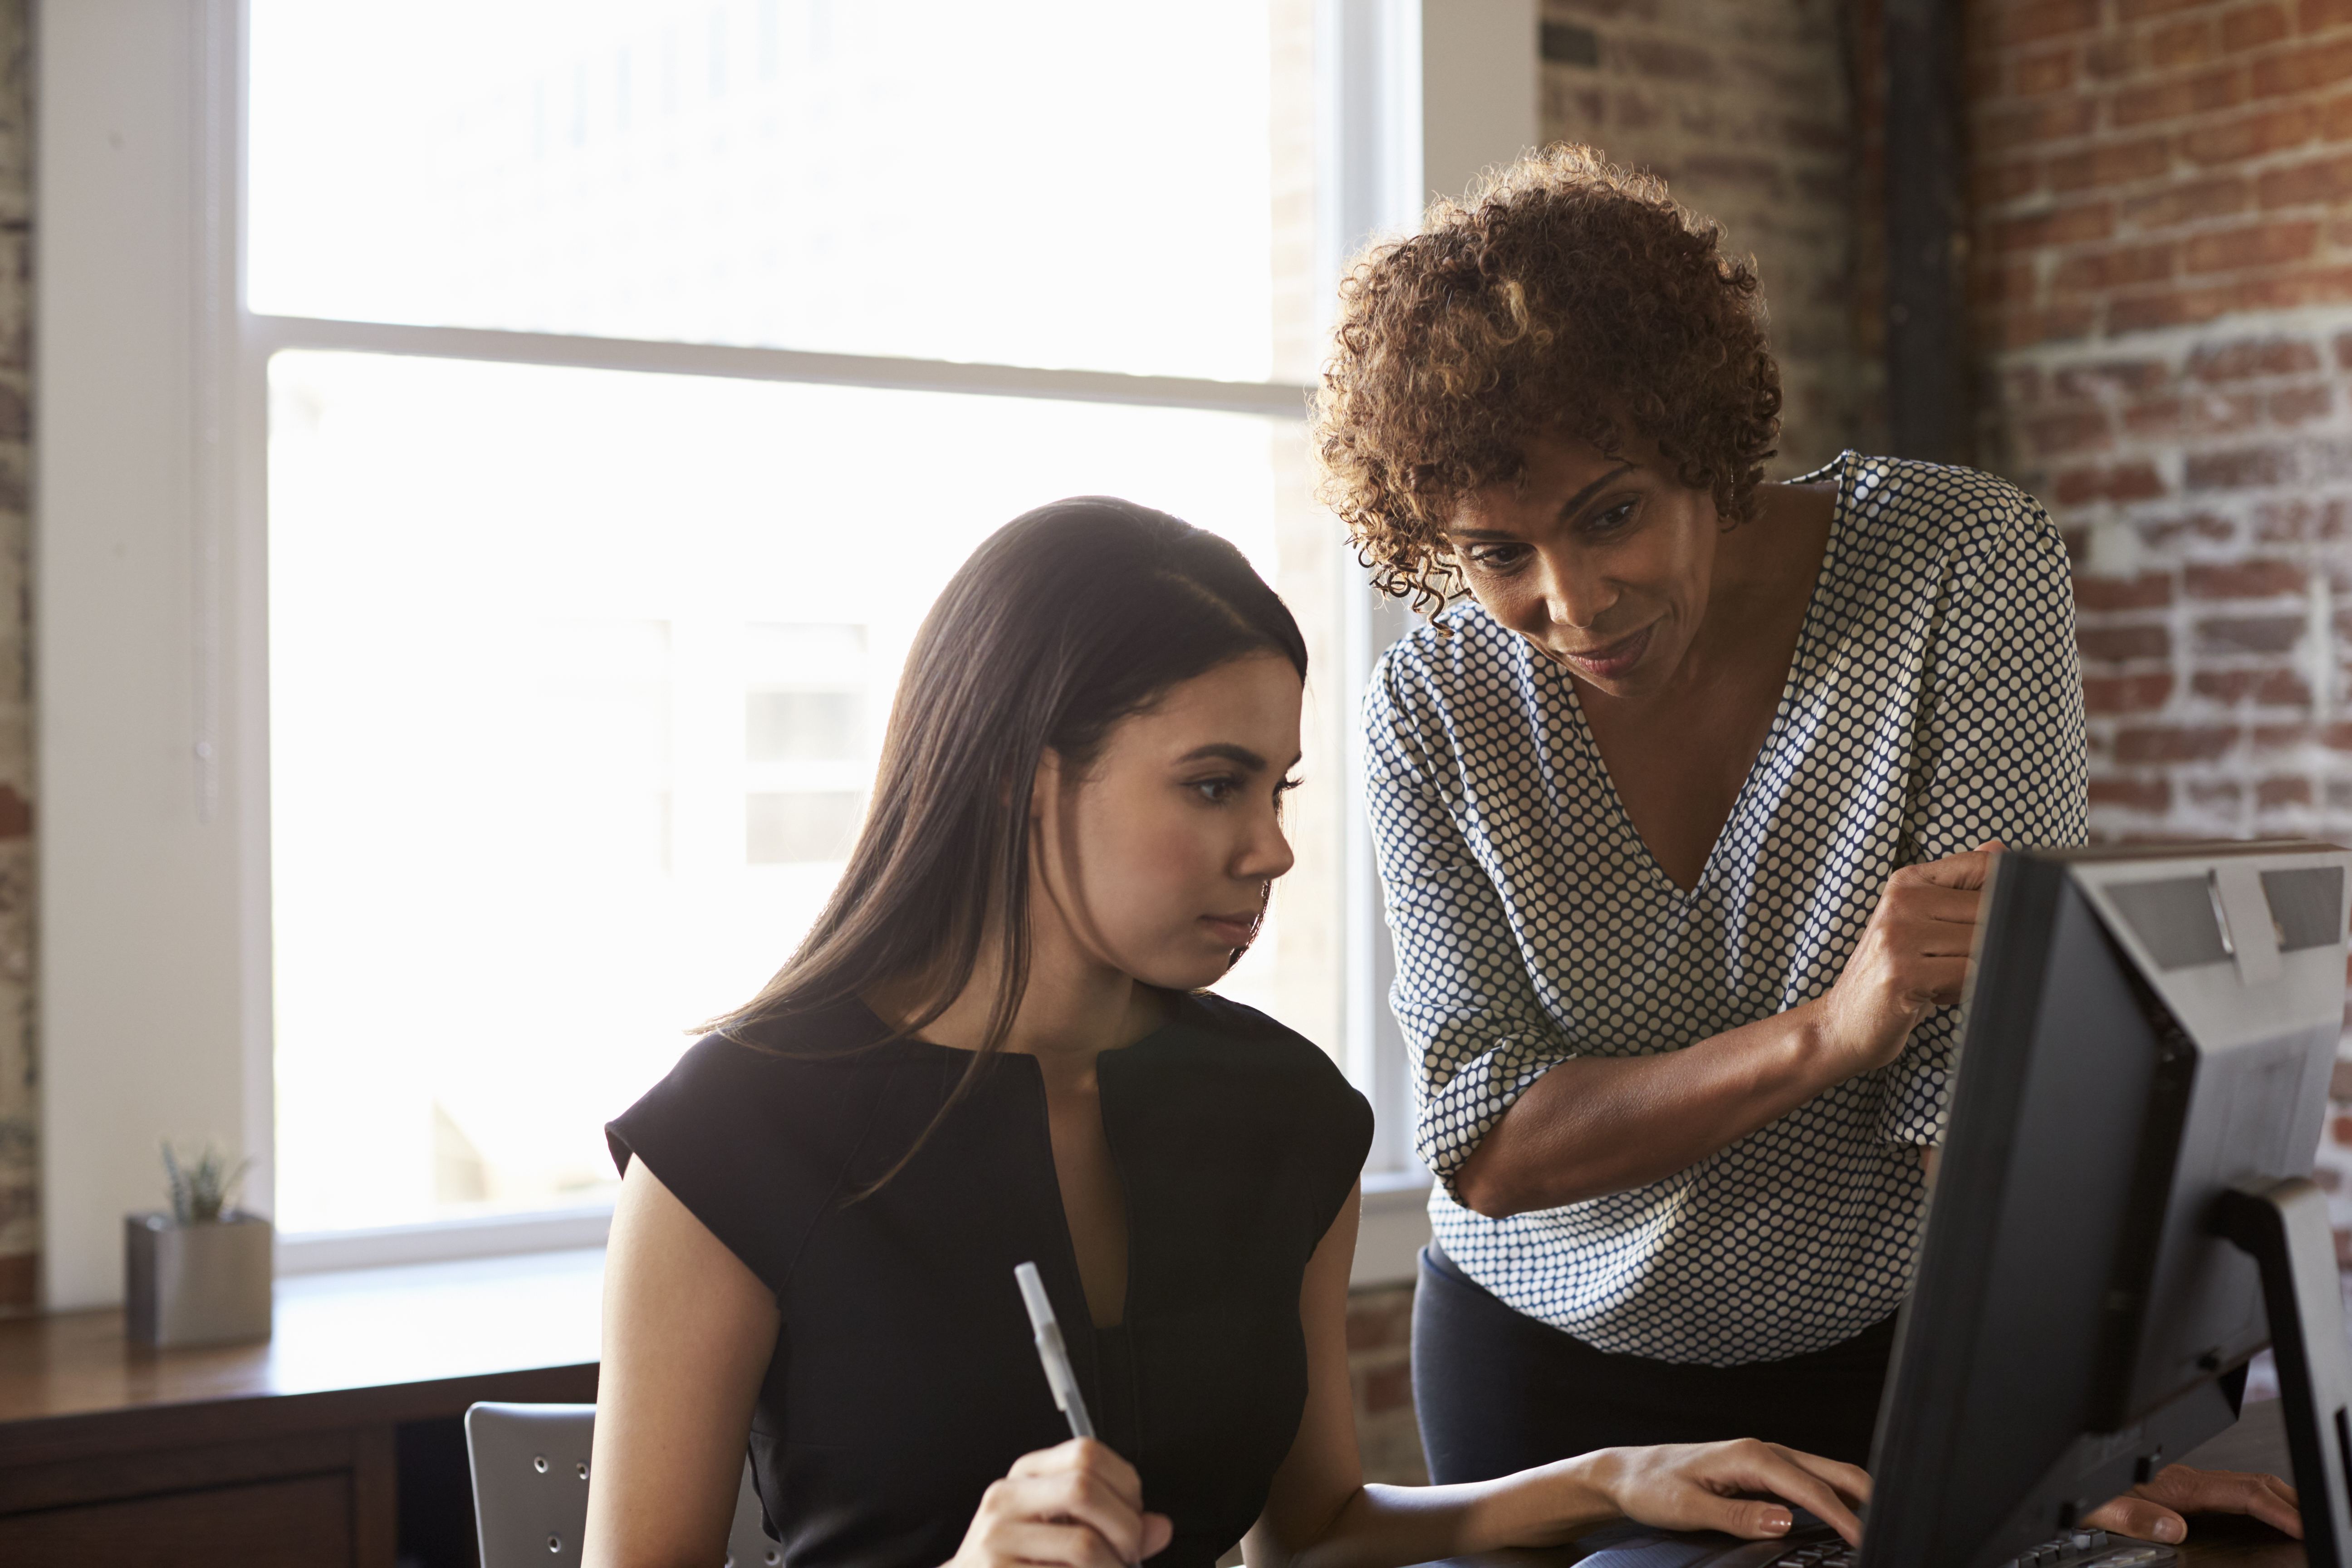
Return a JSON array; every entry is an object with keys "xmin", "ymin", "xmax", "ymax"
[{"xmin": 124, "ymin": 1211, "xmax": 274, "ymax": 1348}]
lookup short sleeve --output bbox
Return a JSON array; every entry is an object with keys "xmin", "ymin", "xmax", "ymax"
[
  {"xmin": 1879, "ymin": 485, "xmax": 2089, "ymax": 1145},
  {"xmin": 1364, "ymin": 648, "xmax": 1574, "ymax": 1192},
  {"xmin": 606, "ymin": 1015, "xmax": 895, "ymax": 1296}
]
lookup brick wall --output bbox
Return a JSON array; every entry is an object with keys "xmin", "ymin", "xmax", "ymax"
[
  {"xmin": 1347, "ymin": 1282, "xmax": 1427, "ymax": 1485},
  {"xmin": 1539, "ymin": 0, "xmax": 1879, "ymax": 475},
  {"xmin": 1964, "ymin": 0, "xmax": 2352, "ymax": 1231},
  {"xmin": 0, "ymin": 0, "xmax": 32, "ymax": 1313}
]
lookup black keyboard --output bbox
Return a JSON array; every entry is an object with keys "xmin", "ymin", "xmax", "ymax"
[
  {"xmin": 1566, "ymin": 1520, "xmax": 2181, "ymax": 1568},
  {"xmin": 1756, "ymin": 1527, "xmax": 2178, "ymax": 1568}
]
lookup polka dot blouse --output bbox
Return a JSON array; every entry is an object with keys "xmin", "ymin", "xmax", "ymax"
[{"xmin": 1363, "ymin": 453, "xmax": 2089, "ymax": 1366}]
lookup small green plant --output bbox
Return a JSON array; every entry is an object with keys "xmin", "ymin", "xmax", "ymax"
[{"xmin": 161, "ymin": 1141, "xmax": 251, "ymax": 1225}]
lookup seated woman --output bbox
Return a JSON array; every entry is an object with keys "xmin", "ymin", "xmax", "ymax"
[
  {"xmin": 583, "ymin": 497, "xmax": 1870, "ymax": 1568},
  {"xmin": 1313, "ymin": 144, "xmax": 2298, "ymax": 1545}
]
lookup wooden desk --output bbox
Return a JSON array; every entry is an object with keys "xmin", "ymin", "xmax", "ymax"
[{"xmin": 0, "ymin": 1247, "xmax": 602, "ymax": 1567}]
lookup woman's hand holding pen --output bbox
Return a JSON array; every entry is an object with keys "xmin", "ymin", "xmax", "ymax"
[{"xmin": 947, "ymin": 1439, "xmax": 1173, "ymax": 1568}]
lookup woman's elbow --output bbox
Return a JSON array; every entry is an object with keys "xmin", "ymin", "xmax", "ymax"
[{"xmin": 1450, "ymin": 1147, "xmax": 1530, "ymax": 1218}]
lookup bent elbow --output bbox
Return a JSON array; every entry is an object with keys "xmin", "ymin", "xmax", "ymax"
[{"xmin": 1450, "ymin": 1155, "xmax": 1528, "ymax": 1219}]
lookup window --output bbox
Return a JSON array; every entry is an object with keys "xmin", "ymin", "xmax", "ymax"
[{"xmin": 40, "ymin": 0, "xmax": 1530, "ymax": 1303}]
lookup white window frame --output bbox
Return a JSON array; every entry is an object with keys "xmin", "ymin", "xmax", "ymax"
[{"xmin": 35, "ymin": 0, "xmax": 1532, "ymax": 1307}]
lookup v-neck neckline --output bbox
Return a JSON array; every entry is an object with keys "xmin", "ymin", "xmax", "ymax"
[{"xmin": 1544, "ymin": 450, "xmax": 1855, "ymax": 902}]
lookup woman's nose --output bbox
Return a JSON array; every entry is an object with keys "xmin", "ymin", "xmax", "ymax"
[
  {"xmin": 1238, "ymin": 812, "xmax": 1295, "ymax": 883},
  {"xmin": 1537, "ymin": 554, "xmax": 1612, "ymax": 631}
]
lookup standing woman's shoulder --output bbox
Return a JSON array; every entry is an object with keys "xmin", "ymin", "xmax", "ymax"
[{"xmin": 1842, "ymin": 453, "xmax": 2069, "ymax": 570}]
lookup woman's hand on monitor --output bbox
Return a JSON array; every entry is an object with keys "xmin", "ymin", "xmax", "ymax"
[
  {"xmin": 946, "ymin": 1438, "xmax": 1174, "ymax": 1568},
  {"xmin": 1581, "ymin": 1440, "xmax": 1872, "ymax": 1548},
  {"xmin": 1816, "ymin": 843, "xmax": 2004, "ymax": 1076},
  {"xmin": 2082, "ymin": 1462, "xmax": 2302, "ymax": 1544}
]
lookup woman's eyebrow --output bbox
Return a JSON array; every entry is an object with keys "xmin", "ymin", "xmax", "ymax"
[
  {"xmin": 1176, "ymin": 743, "xmax": 1269, "ymax": 769},
  {"xmin": 1553, "ymin": 463, "xmax": 1637, "ymax": 521}
]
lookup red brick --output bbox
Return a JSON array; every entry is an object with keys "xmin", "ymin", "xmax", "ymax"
[
  {"xmin": 2014, "ymin": 47, "xmax": 2080, "ymax": 95},
  {"xmin": 2107, "ymin": 283, "xmax": 2227, "ymax": 336},
  {"xmin": 2053, "ymin": 359, "xmax": 2173, "ymax": 397},
  {"xmin": 2079, "ymin": 623, "xmax": 2173, "ymax": 662},
  {"xmin": 1996, "ymin": 302, "xmax": 2100, "ymax": 348},
  {"xmin": 2122, "ymin": 391, "xmax": 2261, "ymax": 438},
  {"xmin": 2052, "ymin": 460, "xmax": 2170, "ymax": 504},
  {"xmin": 1975, "ymin": 160, "xmax": 2045, "ymax": 206},
  {"xmin": 1624, "ymin": 38, "xmax": 1717, "ymax": 82},
  {"xmin": 2230, "ymin": 264, "xmax": 2352, "ymax": 309},
  {"xmin": 2153, "ymin": 17, "xmax": 2219, "ymax": 66},
  {"xmin": 2189, "ymin": 779, "xmax": 2247, "ymax": 808},
  {"xmin": 2005, "ymin": 365, "xmax": 2049, "ymax": 406},
  {"xmin": 2121, "ymin": 175, "xmax": 2253, "ymax": 230},
  {"xmin": 2087, "ymin": 35, "xmax": 2135, "ymax": 77},
  {"xmin": 2325, "ymin": 88, "xmax": 2352, "ymax": 138},
  {"xmin": 1988, "ymin": 0, "xmax": 2105, "ymax": 45},
  {"xmin": 2073, "ymin": 570, "xmax": 2175, "ymax": 610},
  {"xmin": 1991, "ymin": 201, "xmax": 2118, "ymax": 251},
  {"xmin": 2184, "ymin": 444, "xmax": 2299, "ymax": 487},
  {"xmin": 2053, "ymin": 243, "xmax": 2180, "ymax": 294},
  {"xmin": 2085, "ymin": 672, "xmax": 2177, "ymax": 711},
  {"xmin": 2259, "ymin": 775, "xmax": 2316, "ymax": 808},
  {"xmin": 2116, "ymin": 68, "xmax": 2251, "ymax": 129},
  {"xmin": 2252, "ymin": 34, "xmax": 2352, "ymax": 94},
  {"xmin": 2254, "ymin": 496, "xmax": 2350, "ymax": 539},
  {"xmin": 1980, "ymin": 96, "xmax": 2101, "ymax": 151},
  {"xmin": 2123, "ymin": 0, "xmax": 2216, "ymax": 16},
  {"xmin": 2114, "ymin": 724, "xmax": 2239, "ymax": 762},
  {"xmin": 2303, "ymin": 0, "xmax": 2352, "ymax": 30},
  {"xmin": 2258, "ymin": 151, "xmax": 2352, "ymax": 206},
  {"xmin": 2190, "ymin": 335, "xmax": 2323, "ymax": 377},
  {"xmin": 2271, "ymin": 383, "xmax": 2335, "ymax": 422},
  {"xmin": 2025, "ymin": 408, "xmax": 2116, "ymax": 455},
  {"xmin": 2187, "ymin": 558, "xmax": 2309, "ymax": 598},
  {"xmin": 2047, "ymin": 137, "xmax": 2174, "ymax": 193},
  {"xmin": 2193, "ymin": 667, "xmax": 2316, "ymax": 704},
  {"xmin": 2186, "ymin": 218, "xmax": 2321, "ymax": 271},
  {"xmin": 2196, "ymin": 614, "xmax": 2309, "ymax": 652},
  {"xmin": 2140, "ymin": 511, "xmax": 2239, "ymax": 548},
  {"xmin": 2226, "ymin": 2, "xmax": 2295, "ymax": 49},
  {"xmin": 2090, "ymin": 776, "xmax": 2174, "ymax": 812},
  {"xmin": 2183, "ymin": 104, "xmax": 2321, "ymax": 165}
]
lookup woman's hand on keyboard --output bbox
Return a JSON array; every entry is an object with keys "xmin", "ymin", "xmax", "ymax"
[
  {"xmin": 1586, "ymin": 1440, "xmax": 1872, "ymax": 1547},
  {"xmin": 2081, "ymin": 1463, "xmax": 2301, "ymax": 1545}
]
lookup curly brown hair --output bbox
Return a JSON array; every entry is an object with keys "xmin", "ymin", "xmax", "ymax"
[{"xmin": 1313, "ymin": 145, "xmax": 1783, "ymax": 616}]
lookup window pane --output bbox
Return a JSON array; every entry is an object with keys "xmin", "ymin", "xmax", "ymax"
[
  {"xmin": 268, "ymin": 352, "xmax": 1337, "ymax": 1233},
  {"xmin": 248, "ymin": 0, "xmax": 1288, "ymax": 382}
]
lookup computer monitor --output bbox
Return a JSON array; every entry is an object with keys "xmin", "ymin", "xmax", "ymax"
[{"xmin": 1860, "ymin": 840, "xmax": 2352, "ymax": 1568}]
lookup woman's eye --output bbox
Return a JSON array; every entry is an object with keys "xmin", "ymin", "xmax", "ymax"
[
  {"xmin": 1464, "ymin": 544, "xmax": 1528, "ymax": 573},
  {"xmin": 1587, "ymin": 499, "xmax": 1638, "ymax": 533},
  {"xmin": 1191, "ymin": 776, "xmax": 1240, "ymax": 804}
]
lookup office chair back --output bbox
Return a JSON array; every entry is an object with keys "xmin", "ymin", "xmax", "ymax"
[{"xmin": 465, "ymin": 1401, "xmax": 779, "ymax": 1568}]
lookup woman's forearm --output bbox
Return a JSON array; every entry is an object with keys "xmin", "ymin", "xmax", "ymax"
[
  {"xmin": 1452, "ymin": 1000, "xmax": 1851, "ymax": 1217},
  {"xmin": 1250, "ymin": 1459, "xmax": 1623, "ymax": 1568}
]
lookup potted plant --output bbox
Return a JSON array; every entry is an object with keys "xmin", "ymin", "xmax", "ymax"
[{"xmin": 124, "ymin": 1141, "xmax": 271, "ymax": 1347}]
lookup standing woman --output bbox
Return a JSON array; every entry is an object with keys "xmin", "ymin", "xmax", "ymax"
[
  {"xmin": 1320, "ymin": 143, "xmax": 2302, "ymax": 1547},
  {"xmin": 584, "ymin": 497, "xmax": 1872, "ymax": 1568},
  {"xmin": 1316, "ymin": 148, "xmax": 2073, "ymax": 1476}
]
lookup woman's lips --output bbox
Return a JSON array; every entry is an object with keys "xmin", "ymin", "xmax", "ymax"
[
  {"xmin": 1555, "ymin": 623, "xmax": 1654, "ymax": 681},
  {"xmin": 1201, "ymin": 912, "xmax": 1260, "ymax": 949}
]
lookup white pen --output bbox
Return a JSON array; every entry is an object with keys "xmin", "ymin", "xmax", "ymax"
[{"xmin": 1014, "ymin": 1260, "xmax": 1097, "ymax": 1441}]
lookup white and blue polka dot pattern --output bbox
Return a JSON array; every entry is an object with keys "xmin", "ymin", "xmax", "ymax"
[{"xmin": 1365, "ymin": 453, "xmax": 2088, "ymax": 1366}]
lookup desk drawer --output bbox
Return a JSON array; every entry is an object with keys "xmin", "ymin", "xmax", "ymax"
[{"xmin": 0, "ymin": 1471, "xmax": 353, "ymax": 1566}]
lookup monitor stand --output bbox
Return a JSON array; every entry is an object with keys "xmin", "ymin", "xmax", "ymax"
[{"xmin": 2216, "ymin": 1176, "xmax": 2352, "ymax": 1568}]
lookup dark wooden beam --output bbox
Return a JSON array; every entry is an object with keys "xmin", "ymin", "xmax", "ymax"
[{"xmin": 1883, "ymin": 0, "xmax": 1971, "ymax": 466}]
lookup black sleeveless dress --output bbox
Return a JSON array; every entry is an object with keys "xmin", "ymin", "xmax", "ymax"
[{"xmin": 604, "ymin": 991, "xmax": 1373, "ymax": 1568}]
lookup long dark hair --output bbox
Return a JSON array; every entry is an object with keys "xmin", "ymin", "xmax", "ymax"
[{"xmin": 712, "ymin": 496, "xmax": 1308, "ymax": 1186}]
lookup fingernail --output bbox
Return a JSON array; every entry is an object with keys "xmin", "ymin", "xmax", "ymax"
[
  {"xmin": 1765, "ymin": 1513, "xmax": 1791, "ymax": 1534},
  {"xmin": 2155, "ymin": 1520, "xmax": 2184, "ymax": 1544}
]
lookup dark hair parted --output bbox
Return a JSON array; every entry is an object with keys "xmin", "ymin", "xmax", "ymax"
[
  {"xmin": 711, "ymin": 496, "xmax": 1307, "ymax": 1191},
  {"xmin": 1313, "ymin": 144, "xmax": 1783, "ymax": 616}
]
